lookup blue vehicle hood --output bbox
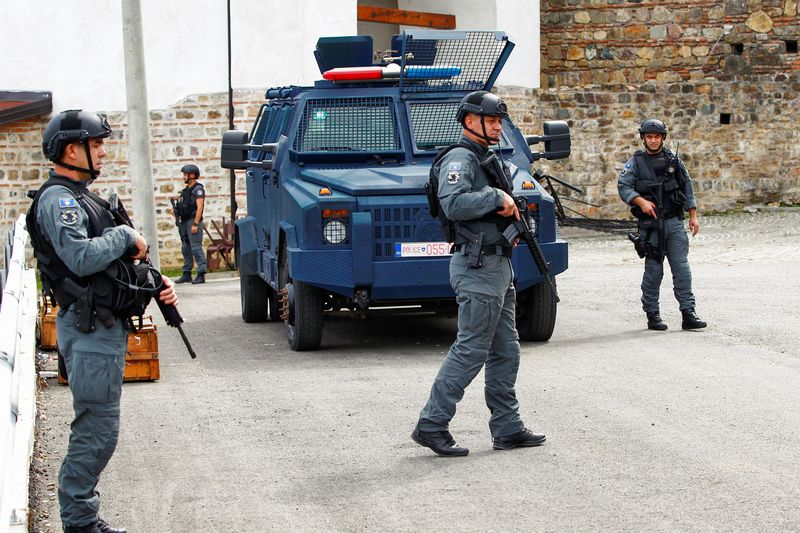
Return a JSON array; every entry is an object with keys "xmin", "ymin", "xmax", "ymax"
[{"xmin": 299, "ymin": 166, "xmax": 430, "ymax": 196}]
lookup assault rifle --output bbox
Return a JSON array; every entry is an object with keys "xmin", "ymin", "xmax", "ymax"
[
  {"xmin": 169, "ymin": 198, "xmax": 180, "ymax": 228},
  {"xmin": 108, "ymin": 194, "xmax": 197, "ymax": 359},
  {"xmin": 480, "ymin": 153, "xmax": 560, "ymax": 303}
]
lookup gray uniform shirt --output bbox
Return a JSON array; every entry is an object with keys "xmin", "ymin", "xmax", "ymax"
[
  {"xmin": 617, "ymin": 148, "xmax": 698, "ymax": 210},
  {"xmin": 36, "ymin": 178, "xmax": 138, "ymax": 277},
  {"xmin": 436, "ymin": 134, "xmax": 507, "ymax": 245}
]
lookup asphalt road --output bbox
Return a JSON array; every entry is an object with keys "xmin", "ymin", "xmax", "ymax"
[{"xmin": 32, "ymin": 208, "xmax": 800, "ymax": 532}]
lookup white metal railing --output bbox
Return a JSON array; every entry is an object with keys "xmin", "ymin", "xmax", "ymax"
[{"xmin": 0, "ymin": 216, "xmax": 38, "ymax": 533}]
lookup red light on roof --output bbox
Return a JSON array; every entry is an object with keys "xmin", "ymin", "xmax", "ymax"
[{"xmin": 322, "ymin": 67, "xmax": 383, "ymax": 81}]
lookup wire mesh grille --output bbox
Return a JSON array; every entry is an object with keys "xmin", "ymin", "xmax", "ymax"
[
  {"xmin": 294, "ymin": 97, "xmax": 400, "ymax": 152},
  {"xmin": 368, "ymin": 206, "xmax": 420, "ymax": 258},
  {"xmin": 408, "ymin": 101, "xmax": 512, "ymax": 151},
  {"xmin": 401, "ymin": 31, "xmax": 509, "ymax": 93},
  {"xmin": 408, "ymin": 102, "xmax": 461, "ymax": 150}
]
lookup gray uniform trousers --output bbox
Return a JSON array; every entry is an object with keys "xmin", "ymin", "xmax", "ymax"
[
  {"xmin": 179, "ymin": 219, "xmax": 207, "ymax": 274},
  {"xmin": 641, "ymin": 216, "xmax": 695, "ymax": 313},
  {"xmin": 417, "ymin": 251, "xmax": 524, "ymax": 438},
  {"xmin": 56, "ymin": 308, "xmax": 127, "ymax": 527}
]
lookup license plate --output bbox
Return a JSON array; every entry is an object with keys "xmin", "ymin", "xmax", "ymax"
[{"xmin": 394, "ymin": 242, "xmax": 452, "ymax": 258}]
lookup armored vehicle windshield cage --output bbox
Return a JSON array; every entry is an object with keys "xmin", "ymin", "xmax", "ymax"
[
  {"xmin": 294, "ymin": 96, "xmax": 401, "ymax": 153},
  {"xmin": 398, "ymin": 30, "xmax": 513, "ymax": 93},
  {"xmin": 408, "ymin": 101, "xmax": 511, "ymax": 151}
]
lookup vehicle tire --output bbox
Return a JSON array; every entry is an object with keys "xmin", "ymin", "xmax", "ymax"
[
  {"xmin": 516, "ymin": 280, "xmax": 557, "ymax": 342},
  {"xmin": 286, "ymin": 280, "xmax": 324, "ymax": 351},
  {"xmin": 240, "ymin": 272, "xmax": 269, "ymax": 323}
]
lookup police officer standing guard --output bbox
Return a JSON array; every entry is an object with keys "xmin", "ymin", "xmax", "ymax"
[
  {"xmin": 27, "ymin": 110, "xmax": 178, "ymax": 533},
  {"xmin": 173, "ymin": 164, "xmax": 207, "ymax": 284},
  {"xmin": 618, "ymin": 119, "xmax": 707, "ymax": 331},
  {"xmin": 411, "ymin": 91, "xmax": 546, "ymax": 457}
]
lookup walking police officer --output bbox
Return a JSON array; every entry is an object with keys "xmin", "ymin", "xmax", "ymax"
[
  {"xmin": 173, "ymin": 164, "xmax": 207, "ymax": 284},
  {"xmin": 618, "ymin": 119, "xmax": 707, "ymax": 331},
  {"xmin": 28, "ymin": 110, "xmax": 177, "ymax": 533},
  {"xmin": 411, "ymin": 91, "xmax": 546, "ymax": 457}
]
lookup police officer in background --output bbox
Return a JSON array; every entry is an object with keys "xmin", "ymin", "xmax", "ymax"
[
  {"xmin": 173, "ymin": 164, "xmax": 207, "ymax": 284},
  {"xmin": 28, "ymin": 110, "xmax": 177, "ymax": 533},
  {"xmin": 618, "ymin": 119, "xmax": 707, "ymax": 331},
  {"xmin": 411, "ymin": 91, "xmax": 546, "ymax": 457}
]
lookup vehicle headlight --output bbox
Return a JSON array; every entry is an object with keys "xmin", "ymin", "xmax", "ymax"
[
  {"xmin": 527, "ymin": 213, "xmax": 537, "ymax": 236},
  {"xmin": 323, "ymin": 220, "xmax": 348, "ymax": 244}
]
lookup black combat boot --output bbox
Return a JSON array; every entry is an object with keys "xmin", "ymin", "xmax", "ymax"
[
  {"xmin": 411, "ymin": 428, "xmax": 469, "ymax": 457},
  {"xmin": 646, "ymin": 311, "xmax": 668, "ymax": 331},
  {"xmin": 681, "ymin": 308, "xmax": 707, "ymax": 330},
  {"xmin": 191, "ymin": 272, "xmax": 206, "ymax": 284},
  {"xmin": 492, "ymin": 428, "xmax": 546, "ymax": 450},
  {"xmin": 96, "ymin": 518, "xmax": 127, "ymax": 533},
  {"xmin": 174, "ymin": 271, "xmax": 192, "ymax": 284}
]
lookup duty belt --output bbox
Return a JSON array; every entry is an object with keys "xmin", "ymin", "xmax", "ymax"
[{"xmin": 454, "ymin": 243, "xmax": 513, "ymax": 258}]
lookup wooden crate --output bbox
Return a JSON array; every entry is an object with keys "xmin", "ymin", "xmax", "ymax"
[
  {"xmin": 57, "ymin": 315, "xmax": 160, "ymax": 384},
  {"xmin": 124, "ymin": 317, "xmax": 160, "ymax": 382},
  {"xmin": 37, "ymin": 297, "xmax": 58, "ymax": 350}
]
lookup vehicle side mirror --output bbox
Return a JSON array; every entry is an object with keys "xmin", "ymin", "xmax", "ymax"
[
  {"xmin": 221, "ymin": 130, "xmax": 279, "ymax": 170},
  {"xmin": 525, "ymin": 120, "xmax": 571, "ymax": 161},
  {"xmin": 221, "ymin": 130, "xmax": 250, "ymax": 170}
]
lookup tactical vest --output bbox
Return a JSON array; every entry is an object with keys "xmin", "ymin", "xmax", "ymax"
[
  {"xmin": 27, "ymin": 174, "xmax": 156, "ymax": 330},
  {"xmin": 632, "ymin": 148, "xmax": 687, "ymax": 217},
  {"xmin": 176, "ymin": 182, "xmax": 201, "ymax": 220},
  {"xmin": 27, "ymin": 175, "xmax": 116, "ymax": 304},
  {"xmin": 425, "ymin": 143, "xmax": 508, "ymax": 244}
]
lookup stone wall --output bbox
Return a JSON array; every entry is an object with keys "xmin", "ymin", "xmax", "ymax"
[
  {"xmin": 0, "ymin": 90, "xmax": 266, "ymax": 270},
  {"xmin": 541, "ymin": 0, "xmax": 800, "ymax": 87},
  {"xmin": 502, "ymin": 73, "xmax": 800, "ymax": 219}
]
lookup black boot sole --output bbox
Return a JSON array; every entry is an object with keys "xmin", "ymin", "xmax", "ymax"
[
  {"xmin": 648, "ymin": 324, "xmax": 668, "ymax": 331},
  {"xmin": 682, "ymin": 323, "xmax": 707, "ymax": 330},
  {"xmin": 492, "ymin": 436, "xmax": 547, "ymax": 450},
  {"xmin": 410, "ymin": 431, "xmax": 469, "ymax": 457}
]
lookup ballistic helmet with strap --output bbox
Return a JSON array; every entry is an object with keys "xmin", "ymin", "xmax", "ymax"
[
  {"xmin": 638, "ymin": 118, "xmax": 668, "ymax": 138},
  {"xmin": 456, "ymin": 91, "xmax": 509, "ymax": 144},
  {"xmin": 180, "ymin": 164, "xmax": 200, "ymax": 177},
  {"xmin": 42, "ymin": 110, "xmax": 112, "ymax": 178}
]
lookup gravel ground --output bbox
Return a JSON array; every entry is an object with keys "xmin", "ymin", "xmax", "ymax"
[{"xmin": 27, "ymin": 207, "xmax": 800, "ymax": 532}]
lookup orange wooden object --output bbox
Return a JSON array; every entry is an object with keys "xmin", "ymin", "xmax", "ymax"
[
  {"xmin": 37, "ymin": 298, "xmax": 58, "ymax": 350},
  {"xmin": 357, "ymin": 6, "xmax": 456, "ymax": 29},
  {"xmin": 57, "ymin": 316, "xmax": 160, "ymax": 384}
]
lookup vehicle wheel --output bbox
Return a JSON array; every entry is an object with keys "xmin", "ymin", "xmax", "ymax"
[
  {"xmin": 240, "ymin": 272, "xmax": 269, "ymax": 323},
  {"xmin": 516, "ymin": 280, "xmax": 557, "ymax": 342},
  {"xmin": 285, "ymin": 280, "xmax": 324, "ymax": 351},
  {"xmin": 278, "ymin": 243, "xmax": 324, "ymax": 350}
]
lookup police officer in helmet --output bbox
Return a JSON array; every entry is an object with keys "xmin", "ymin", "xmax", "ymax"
[
  {"xmin": 173, "ymin": 163, "xmax": 207, "ymax": 284},
  {"xmin": 618, "ymin": 118, "xmax": 707, "ymax": 331},
  {"xmin": 28, "ymin": 110, "xmax": 177, "ymax": 533},
  {"xmin": 412, "ymin": 91, "xmax": 546, "ymax": 456}
]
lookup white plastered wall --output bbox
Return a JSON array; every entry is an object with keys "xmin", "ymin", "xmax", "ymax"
[{"xmin": 0, "ymin": 0, "xmax": 357, "ymax": 112}]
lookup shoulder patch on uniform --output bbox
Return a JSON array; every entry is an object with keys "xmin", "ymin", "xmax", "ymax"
[
  {"xmin": 59, "ymin": 209, "xmax": 79, "ymax": 225},
  {"xmin": 58, "ymin": 197, "xmax": 76, "ymax": 208},
  {"xmin": 446, "ymin": 170, "xmax": 461, "ymax": 184},
  {"xmin": 448, "ymin": 161, "xmax": 462, "ymax": 171},
  {"xmin": 195, "ymin": 188, "xmax": 204, "ymax": 197}
]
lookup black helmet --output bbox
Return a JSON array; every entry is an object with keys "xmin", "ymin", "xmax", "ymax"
[
  {"xmin": 181, "ymin": 164, "xmax": 200, "ymax": 177},
  {"xmin": 638, "ymin": 118, "xmax": 668, "ymax": 138},
  {"xmin": 42, "ymin": 110, "xmax": 112, "ymax": 162},
  {"xmin": 456, "ymin": 91, "xmax": 509, "ymax": 125}
]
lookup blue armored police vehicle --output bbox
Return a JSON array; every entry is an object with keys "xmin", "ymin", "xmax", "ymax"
[{"xmin": 221, "ymin": 30, "xmax": 571, "ymax": 351}]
